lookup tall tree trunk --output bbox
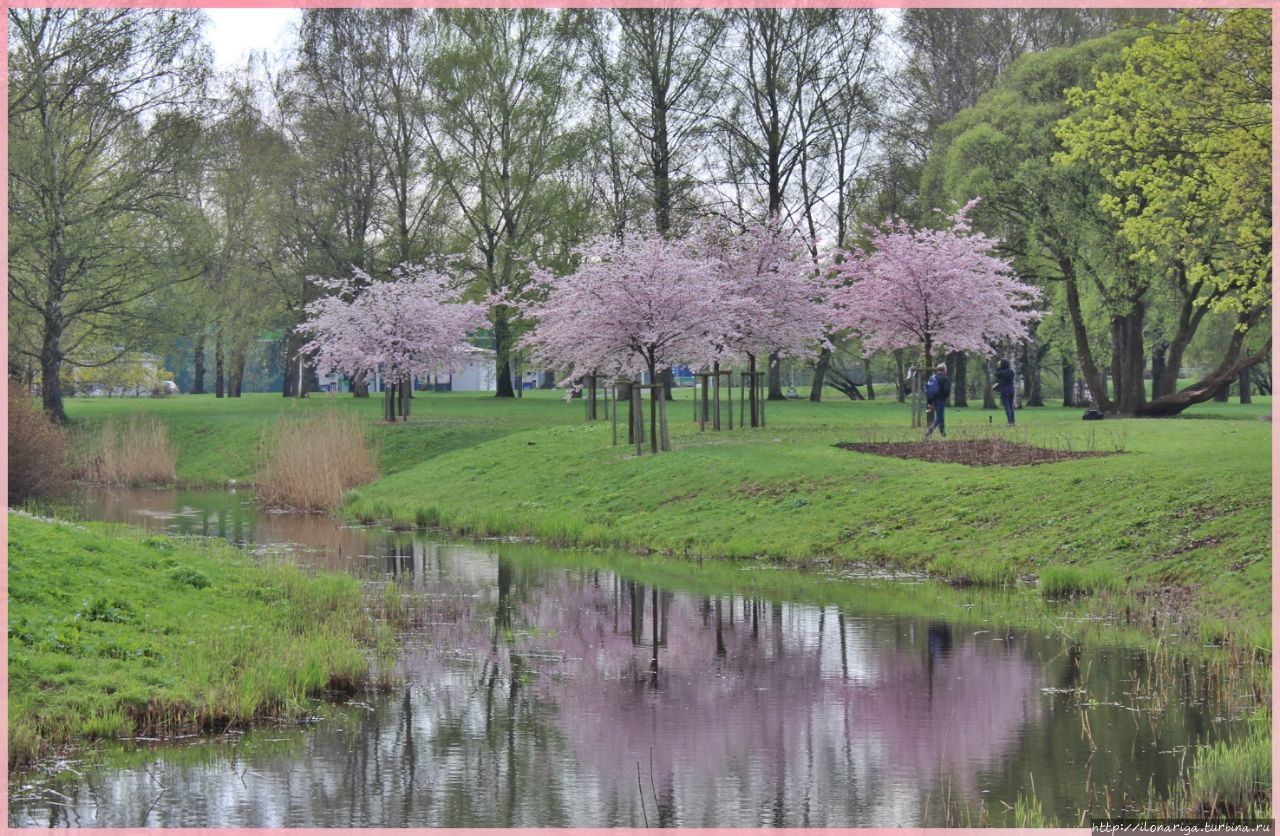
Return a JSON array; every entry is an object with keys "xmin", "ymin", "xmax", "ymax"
[
  {"xmin": 1239, "ymin": 368, "xmax": 1252, "ymax": 404},
  {"xmin": 767, "ymin": 350, "xmax": 784, "ymax": 400},
  {"xmin": 1062, "ymin": 362, "xmax": 1075, "ymax": 407},
  {"xmin": 862, "ymin": 357, "xmax": 875, "ymax": 400},
  {"xmin": 947, "ymin": 351, "xmax": 966, "ymax": 406},
  {"xmin": 1027, "ymin": 344, "xmax": 1048, "ymax": 407},
  {"xmin": 1150, "ymin": 345, "xmax": 1166, "ymax": 403},
  {"xmin": 809, "ymin": 347, "xmax": 831, "ymax": 402},
  {"xmin": 894, "ymin": 350, "xmax": 906, "ymax": 402},
  {"xmin": 494, "ymin": 304, "xmax": 515, "ymax": 398},
  {"xmin": 1109, "ymin": 302, "xmax": 1146, "ymax": 414},
  {"xmin": 191, "ymin": 333, "xmax": 207, "ymax": 394},
  {"xmin": 215, "ymin": 330, "xmax": 225, "ymax": 399},
  {"xmin": 1059, "ymin": 257, "xmax": 1112, "ymax": 411},
  {"xmin": 40, "ymin": 321, "xmax": 67, "ymax": 423},
  {"xmin": 1136, "ymin": 321, "xmax": 1269, "ymax": 417},
  {"xmin": 982, "ymin": 358, "xmax": 996, "ymax": 409},
  {"xmin": 351, "ymin": 370, "xmax": 370, "ymax": 398},
  {"xmin": 1214, "ymin": 382, "xmax": 1231, "ymax": 402}
]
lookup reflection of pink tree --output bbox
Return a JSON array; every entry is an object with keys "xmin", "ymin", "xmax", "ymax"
[
  {"xmin": 466, "ymin": 571, "xmax": 1043, "ymax": 825},
  {"xmin": 831, "ymin": 203, "xmax": 1040, "ymax": 368},
  {"xmin": 301, "ymin": 265, "xmax": 485, "ymax": 421}
]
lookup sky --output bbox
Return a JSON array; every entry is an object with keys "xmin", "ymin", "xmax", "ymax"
[{"xmin": 203, "ymin": 8, "xmax": 300, "ymax": 70}]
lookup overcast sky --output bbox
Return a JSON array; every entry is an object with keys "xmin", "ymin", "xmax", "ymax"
[{"xmin": 203, "ymin": 8, "xmax": 300, "ymax": 70}]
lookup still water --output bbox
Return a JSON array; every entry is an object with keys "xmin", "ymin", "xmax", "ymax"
[{"xmin": 9, "ymin": 486, "xmax": 1250, "ymax": 827}]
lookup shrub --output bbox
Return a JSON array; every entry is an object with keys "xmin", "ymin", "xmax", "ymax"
[
  {"xmin": 8, "ymin": 381, "xmax": 70, "ymax": 505},
  {"xmin": 71, "ymin": 416, "xmax": 177, "ymax": 485},
  {"xmin": 256, "ymin": 411, "xmax": 378, "ymax": 512}
]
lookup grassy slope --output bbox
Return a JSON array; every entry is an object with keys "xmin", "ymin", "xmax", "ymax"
[
  {"xmin": 7, "ymin": 512, "xmax": 377, "ymax": 768},
  {"xmin": 65, "ymin": 392, "xmax": 1272, "ymax": 642},
  {"xmin": 65, "ymin": 391, "xmax": 582, "ymax": 484},
  {"xmin": 345, "ymin": 394, "xmax": 1272, "ymax": 642}
]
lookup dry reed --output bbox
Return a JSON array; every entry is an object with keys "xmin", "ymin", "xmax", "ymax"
[
  {"xmin": 256, "ymin": 411, "xmax": 378, "ymax": 512},
  {"xmin": 73, "ymin": 416, "xmax": 177, "ymax": 485}
]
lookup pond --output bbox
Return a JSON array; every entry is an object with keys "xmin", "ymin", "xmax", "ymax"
[{"xmin": 8, "ymin": 486, "xmax": 1255, "ymax": 827}]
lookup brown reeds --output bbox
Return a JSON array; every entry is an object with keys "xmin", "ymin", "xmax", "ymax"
[
  {"xmin": 72, "ymin": 416, "xmax": 177, "ymax": 485},
  {"xmin": 7, "ymin": 381, "xmax": 71, "ymax": 504},
  {"xmin": 256, "ymin": 411, "xmax": 378, "ymax": 512}
]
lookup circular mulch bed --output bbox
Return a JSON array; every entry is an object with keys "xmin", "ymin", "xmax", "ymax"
[{"xmin": 835, "ymin": 439, "xmax": 1117, "ymax": 467}]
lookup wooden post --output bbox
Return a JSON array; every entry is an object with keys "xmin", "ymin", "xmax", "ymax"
[
  {"xmin": 657, "ymin": 387, "xmax": 670, "ymax": 452},
  {"xmin": 649, "ymin": 383, "xmax": 658, "ymax": 454},
  {"xmin": 700, "ymin": 376, "xmax": 709, "ymax": 432},
  {"xmin": 632, "ymin": 384, "xmax": 643, "ymax": 456},
  {"xmin": 752, "ymin": 371, "xmax": 762, "ymax": 427},
  {"xmin": 726, "ymin": 371, "xmax": 733, "ymax": 430},
  {"xmin": 611, "ymin": 383, "xmax": 619, "ymax": 446},
  {"xmin": 740, "ymin": 372, "xmax": 747, "ymax": 428}
]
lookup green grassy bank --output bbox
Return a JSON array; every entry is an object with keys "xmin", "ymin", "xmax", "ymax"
[
  {"xmin": 7, "ymin": 512, "xmax": 379, "ymax": 769},
  {"xmin": 65, "ymin": 392, "xmax": 1272, "ymax": 648},
  {"xmin": 65, "ymin": 390, "xmax": 583, "ymax": 485}
]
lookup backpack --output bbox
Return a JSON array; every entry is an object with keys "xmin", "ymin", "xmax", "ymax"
[
  {"xmin": 924, "ymin": 375, "xmax": 939, "ymax": 400},
  {"xmin": 1082, "ymin": 408, "xmax": 1104, "ymax": 421}
]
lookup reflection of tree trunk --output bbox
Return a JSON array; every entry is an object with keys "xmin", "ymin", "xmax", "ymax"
[
  {"xmin": 809, "ymin": 347, "xmax": 831, "ymax": 402},
  {"xmin": 714, "ymin": 598, "xmax": 725, "ymax": 658}
]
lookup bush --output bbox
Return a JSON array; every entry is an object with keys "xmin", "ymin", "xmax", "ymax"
[
  {"xmin": 256, "ymin": 411, "xmax": 378, "ymax": 511},
  {"xmin": 8, "ymin": 381, "xmax": 70, "ymax": 505}
]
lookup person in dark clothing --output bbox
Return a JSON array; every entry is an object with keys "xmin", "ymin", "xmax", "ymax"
[
  {"xmin": 993, "ymin": 358, "xmax": 1016, "ymax": 426},
  {"xmin": 924, "ymin": 363, "xmax": 950, "ymax": 438}
]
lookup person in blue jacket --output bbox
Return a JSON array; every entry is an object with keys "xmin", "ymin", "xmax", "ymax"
[
  {"xmin": 924, "ymin": 362, "xmax": 950, "ymax": 438},
  {"xmin": 993, "ymin": 358, "xmax": 1016, "ymax": 426}
]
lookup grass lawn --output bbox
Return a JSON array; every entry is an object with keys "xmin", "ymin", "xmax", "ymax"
[
  {"xmin": 64, "ymin": 390, "xmax": 1272, "ymax": 649},
  {"xmin": 7, "ymin": 512, "xmax": 381, "ymax": 769}
]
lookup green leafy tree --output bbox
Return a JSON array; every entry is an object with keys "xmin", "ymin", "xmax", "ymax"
[
  {"xmin": 7, "ymin": 9, "xmax": 212, "ymax": 421},
  {"xmin": 1056, "ymin": 9, "xmax": 1271, "ymax": 415}
]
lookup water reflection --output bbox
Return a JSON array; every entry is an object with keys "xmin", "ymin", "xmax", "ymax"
[{"xmin": 9, "ymin": 486, "xmax": 1243, "ymax": 827}]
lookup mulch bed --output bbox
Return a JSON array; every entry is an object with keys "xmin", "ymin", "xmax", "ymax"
[{"xmin": 835, "ymin": 439, "xmax": 1118, "ymax": 467}]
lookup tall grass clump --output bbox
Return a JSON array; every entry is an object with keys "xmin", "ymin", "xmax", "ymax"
[
  {"xmin": 1039, "ymin": 565, "xmax": 1124, "ymax": 598},
  {"xmin": 8, "ymin": 381, "xmax": 71, "ymax": 504},
  {"xmin": 1186, "ymin": 712, "xmax": 1272, "ymax": 817},
  {"xmin": 257, "ymin": 410, "xmax": 378, "ymax": 511},
  {"xmin": 72, "ymin": 415, "xmax": 177, "ymax": 485}
]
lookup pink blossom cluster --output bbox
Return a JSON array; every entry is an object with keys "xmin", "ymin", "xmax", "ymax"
[
  {"xmin": 830, "ymin": 203, "xmax": 1040, "ymax": 362},
  {"xmin": 300, "ymin": 264, "xmax": 486, "ymax": 385},
  {"xmin": 516, "ymin": 219, "xmax": 831, "ymax": 387}
]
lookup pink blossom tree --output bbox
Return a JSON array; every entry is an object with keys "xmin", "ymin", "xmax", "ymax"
[
  {"xmin": 516, "ymin": 234, "xmax": 732, "ymax": 451},
  {"xmin": 301, "ymin": 264, "xmax": 486, "ymax": 422},
  {"xmin": 831, "ymin": 204, "xmax": 1040, "ymax": 370},
  {"xmin": 712, "ymin": 217, "xmax": 832, "ymax": 425}
]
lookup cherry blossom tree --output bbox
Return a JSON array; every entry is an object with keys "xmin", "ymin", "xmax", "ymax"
[
  {"xmin": 831, "ymin": 203, "xmax": 1040, "ymax": 370},
  {"xmin": 301, "ymin": 264, "xmax": 486, "ymax": 422},
  {"xmin": 516, "ymin": 234, "xmax": 731, "ymax": 451},
  {"xmin": 712, "ymin": 217, "xmax": 832, "ymax": 425}
]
